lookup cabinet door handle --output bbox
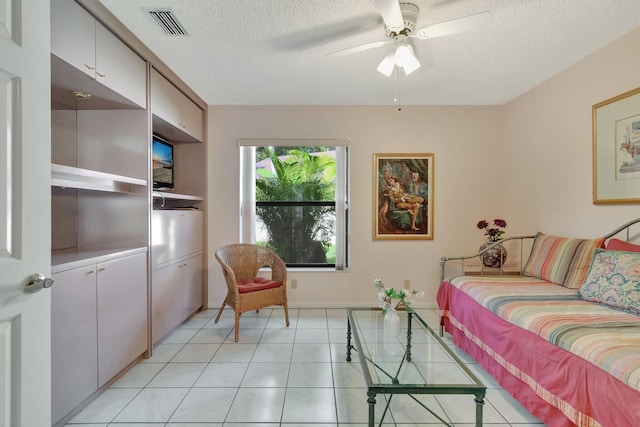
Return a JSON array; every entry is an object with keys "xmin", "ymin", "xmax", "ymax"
[
  {"xmin": 98, "ymin": 267, "xmax": 106, "ymax": 272},
  {"xmin": 84, "ymin": 63, "xmax": 95, "ymax": 71},
  {"xmin": 96, "ymin": 71, "xmax": 106, "ymax": 78},
  {"xmin": 87, "ymin": 270, "xmax": 95, "ymax": 275}
]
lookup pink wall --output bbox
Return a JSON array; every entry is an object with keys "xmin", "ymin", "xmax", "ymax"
[
  {"xmin": 206, "ymin": 28, "xmax": 640, "ymax": 308},
  {"xmin": 502, "ymin": 27, "xmax": 640, "ymax": 237}
]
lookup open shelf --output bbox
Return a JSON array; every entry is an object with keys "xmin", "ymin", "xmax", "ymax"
[
  {"xmin": 152, "ymin": 191, "xmax": 203, "ymax": 201},
  {"xmin": 51, "ymin": 243, "xmax": 147, "ymax": 273},
  {"xmin": 51, "ymin": 163, "xmax": 147, "ymax": 193}
]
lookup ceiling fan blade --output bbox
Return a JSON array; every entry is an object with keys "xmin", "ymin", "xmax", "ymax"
[
  {"xmin": 413, "ymin": 11, "xmax": 492, "ymax": 40},
  {"xmin": 373, "ymin": 0, "xmax": 405, "ymax": 32},
  {"xmin": 327, "ymin": 40, "xmax": 390, "ymax": 57}
]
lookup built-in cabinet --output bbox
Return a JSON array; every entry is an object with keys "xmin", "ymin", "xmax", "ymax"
[
  {"xmin": 151, "ymin": 68, "xmax": 204, "ymax": 143},
  {"xmin": 51, "ymin": 251, "xmax": 147, "ymax": 424},
  {"xmin": 51, "ymin": 0, "xmax": 146, "ymax": 108},
  {"xmin": 151, "ymin": 210, "xmax": 205, "ymax": 344},
  {"xmin": 50, "ymin": 1, "xmax": 207, "ymax": 425}
]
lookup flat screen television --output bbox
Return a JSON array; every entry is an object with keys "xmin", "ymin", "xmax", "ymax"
[{"xmin": 152, "ymin": 135, "xmax": 174, "ymax": 189}]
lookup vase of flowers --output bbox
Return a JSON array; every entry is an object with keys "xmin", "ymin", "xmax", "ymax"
[
  {"xmin": 477, "ymin": 218, "xmax": 508, "ymax": 268},
  {"xmin": 374, "ymin": 278, "xmax": 423, "ymax": 337}
]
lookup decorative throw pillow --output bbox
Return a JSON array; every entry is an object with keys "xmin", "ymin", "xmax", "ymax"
[
  {"xmin": 523, "ymin": 233, "xmax": 586, "ymax": 285},
  {"xmin": 606, "ymin": 238, "xmax": 640, "ymax": 252},
  {"xmin": 578, "ymin": 249, "xmax": 640, "ymax": 315},
  {"xmin": 563, "ymin": 237, "xmax": 606, "ymax": 289}
]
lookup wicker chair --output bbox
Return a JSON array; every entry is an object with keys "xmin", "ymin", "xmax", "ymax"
[{"xmin": 214, "ymin": 244, "xmax": 290, "ymax": 342}]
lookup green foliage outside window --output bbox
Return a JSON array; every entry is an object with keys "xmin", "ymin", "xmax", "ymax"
[{"xmin": 255, "ymin": 147, "xmax": 336, "ymax": 264}]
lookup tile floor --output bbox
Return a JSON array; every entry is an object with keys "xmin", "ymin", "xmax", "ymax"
[{"xmin": 64, "ymin": 307, "xmax": 544, "ymax": 426}]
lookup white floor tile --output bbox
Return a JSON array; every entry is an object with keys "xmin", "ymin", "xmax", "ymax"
[
  {"xmin": 211, "ymin": 343, "xmax": 257, "ymax": 362},
  {"xmin": 298, "ymin": 308, "xmax": 328, "ymax": 318},
  {"xmin": 332, "ymin": 361, "xmax": 366, "ymax": 388},
  {"xmin": 241, "ymin": 362, "xmax": 290, "ymax": 387},
  {"xmin": 84, "ymin": 306, "xmax": 543, "ymax": 427},
  {"xmin": 140, "ymin": 343, "xmax": 183, "ymax": 363},
  {"xmin": 194, "ymin": 362, "xmax": 249, "ymax": 387},
  {"xmin": 334, "ymin": 387, "xmax": 373, "ymax": 423},
  {"xmin": 435, "ymin": 394, "xmax": 508, "ymax": 424},
  {"xmin": 68, "ymin": 388, "xmax": 140, "ymax": 423},
  {"xmin": 292, "ymin": 343, "xmax": 331, "ymax": 362},
  {"xmin": 161, "ymin": 328, "xmax": 198, "ymax": 344},
  {"xmin": 190, "ymin": 328, "xmax": 232, "ymax": 343},
  {"xmin": 179, "ymin": 316, "xmax": 210, "ymax": 329},
  {"xmin": 110, "ymin": 363, "xmax": 165, "ymax": 388},
  {"xmin": 225, "ymin": 388, "xmax": 286, "ymax": 422},
  {"xmin": 147, "ymin": 362, "xmax": 207, "ymax": 388},
  {"xmin": 281, "ymin": 387, "xmax": 337, "ymax": 423},
  {"xmin": 387, "ymin": 393, "xmax": 451, "ymax": 424},
  {"xmin": 224, "ymin": 327, "xmax": 265, "ymax": 343},
  {"xmin": 169, "ymin": 388, "xmax": 236, "ymax": 423},
  {"xmin": 113, "ymin": 388, "xmax": 189, "ymax": 423},
  {"xmin": 294, "ymin": 327, "xmax": 330, "ymax": 343},
  {"xmin": 287, "ymin": 362, "xmax": 334, "ymax": 387},
  {"xmin": 297, "ymin": 317, "xmax": 329, "ymax": 329},
  {"xmin": 252, "ymin": 343, "xmax": 294, "ymax": 362},
  {"xmin": 171, "ymin": 343, "xmax": 220, "ymax": 362},
  {"xmin": 259, "ymin": 327, "xmax": 297, "ymax": 343}
]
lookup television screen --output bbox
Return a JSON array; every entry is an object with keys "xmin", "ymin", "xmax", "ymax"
[{"xmin": 152, "ymin": 135, "xmax": 174, "ymax": 189}]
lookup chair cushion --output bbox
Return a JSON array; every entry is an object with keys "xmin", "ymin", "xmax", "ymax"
[{"xmin": 237, "ymin": 276, "xmax": 282, "ymax": 293}]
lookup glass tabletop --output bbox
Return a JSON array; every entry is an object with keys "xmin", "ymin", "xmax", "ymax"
[{"xmin": 346, "ymin": 308, "xmax": 486, "ymax": 427}]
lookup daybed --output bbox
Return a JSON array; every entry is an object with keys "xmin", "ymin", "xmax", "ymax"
[{"xmin": 437, "ymin": 218, "xmax": 640, "ymax": 427}]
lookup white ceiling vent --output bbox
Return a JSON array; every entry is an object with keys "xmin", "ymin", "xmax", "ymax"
[{"xmin": 146, "ymin": 9, "xmax": 188, "ymax": 36}]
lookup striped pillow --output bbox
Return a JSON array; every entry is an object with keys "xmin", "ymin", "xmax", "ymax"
[
  {"xmin": 523, "ymin": 233, "xmax": 586, "ymax": 285},
  {"xmin": 562, "ymin": 237, "xmax": 606, "ymax": 289}
]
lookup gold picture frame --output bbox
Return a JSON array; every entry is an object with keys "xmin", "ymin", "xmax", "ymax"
[
  {"xmin": 373, "ymin": 153, "xmax": 434, "ymax": 240},
  {"xmin": 593, "ymin": 86, "xmax": 640, "ymax": 204}
]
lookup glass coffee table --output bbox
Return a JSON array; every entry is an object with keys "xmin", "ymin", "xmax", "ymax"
[{"xmin": 346, "ymin": 307, "xmax": 486, "ymax": 427}]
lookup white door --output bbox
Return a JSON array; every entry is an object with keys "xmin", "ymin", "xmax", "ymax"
[{"xmin": 0, "ymin": 1, "xmax": 52, "ymax": 427}]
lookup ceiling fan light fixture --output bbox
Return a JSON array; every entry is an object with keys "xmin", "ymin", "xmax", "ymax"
[
  {"xmin": 400, "ymin": 45, "xmax": 421, "ymax": 75},
  {"xmin": 377, "ymin": 52, "xmax": 396, "ymax": 77}
]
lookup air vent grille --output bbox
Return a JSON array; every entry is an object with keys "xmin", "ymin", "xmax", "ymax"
[{"xmin": 147, "ymin": 9, "xmax": 188, "ymax": 36}]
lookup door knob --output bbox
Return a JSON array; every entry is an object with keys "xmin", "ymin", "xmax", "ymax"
[{"xmin": 24, "ymin": 273, "xmax": 54, "ymax": 293}]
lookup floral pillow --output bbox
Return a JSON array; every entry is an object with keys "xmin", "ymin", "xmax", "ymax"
[{"xmin": 578, "ymin": 249, "xmax": 640, "ymax": 315}]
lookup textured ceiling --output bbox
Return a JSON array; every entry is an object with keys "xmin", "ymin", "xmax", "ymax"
[{"xmin": 99, "ymin": 0, "xmax": 640, "ymax": 106}]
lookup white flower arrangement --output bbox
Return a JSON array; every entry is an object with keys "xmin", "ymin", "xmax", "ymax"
[{"xmin": 374, "ymin": 278, "xmax": 424, "ymax": 315}]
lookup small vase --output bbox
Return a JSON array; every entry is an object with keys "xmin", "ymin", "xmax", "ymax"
[
  {"xmin": 479, "ymin": 242, "xmax": 507, "ymax": 268},
  {"xmin": 384, "ymin": 308, "xmax": 401, "ymax": 338}
]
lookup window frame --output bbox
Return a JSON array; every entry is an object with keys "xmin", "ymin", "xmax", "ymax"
[{"xmin": 239, "ymin": 139, "xmax": 350, "ymax": 270}]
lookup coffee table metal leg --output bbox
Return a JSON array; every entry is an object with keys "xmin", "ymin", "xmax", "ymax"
[
  {"xmin": 474, "ymin": 391, "xmax": 485, "ymax": 427},
  {"xmin": 367, "ymin": 391, "xmax": 376, "ymax": 427},
  {"xmin": 406, "ymin": 311, "xmax": 413, "ymax": 362},
  {"xmin": 346, "ymin": 315, "xmax": 352, "ymax": 362}
]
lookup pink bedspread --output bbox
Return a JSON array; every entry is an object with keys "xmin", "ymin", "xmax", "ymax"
[{"xmin": 437, "ymin": 277, "xmax": 640, "ymax": 427}]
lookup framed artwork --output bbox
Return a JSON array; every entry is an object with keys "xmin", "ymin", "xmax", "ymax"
[
  {"xmin": 373, "ymin": 153, "xmax": 434, "ymax": 240},
  {"xmin": 593, "ymin": 86, "xmax": 640, "ymax": 204}
]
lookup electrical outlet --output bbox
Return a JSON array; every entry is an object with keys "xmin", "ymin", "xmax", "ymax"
[
  {"xmin": 291, "ymin": 279, "xmax": 298, "ymax": 289},
  {"xmin": 404, "ymin": 279, "xmax": 411, "ymax": 289}
]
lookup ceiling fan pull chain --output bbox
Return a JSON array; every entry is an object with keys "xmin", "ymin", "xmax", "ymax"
[{"xmin": 394, "ymin": 67, "xmax": 402, "ymax": 111}]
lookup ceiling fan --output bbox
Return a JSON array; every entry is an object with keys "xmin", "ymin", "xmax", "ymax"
[{"xmin": 329, "ymin": 0, "xmax": 492, "ymax": 77}]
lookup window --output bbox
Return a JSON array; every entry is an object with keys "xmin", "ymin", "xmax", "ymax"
[{"xmin": 240, "ymin": 139, "xmax": 349, "ymax": 270}]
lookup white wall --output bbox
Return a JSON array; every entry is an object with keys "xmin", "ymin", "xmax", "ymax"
[{"xmin": 206, "ymin": 27, "xmax": 640, "ymax": 309}]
